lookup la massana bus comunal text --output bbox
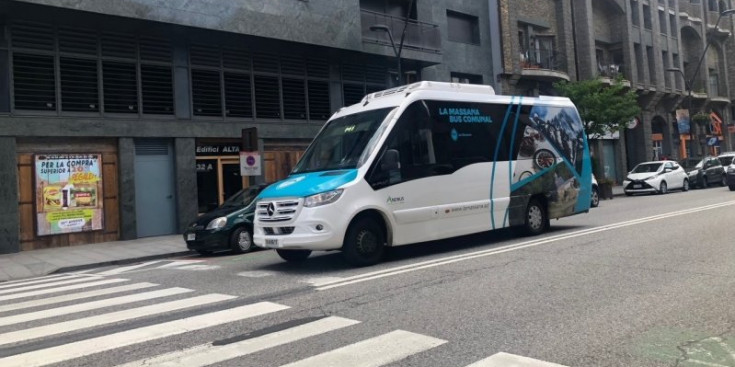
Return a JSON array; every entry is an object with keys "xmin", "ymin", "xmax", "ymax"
[{"xmin": 253, "ymin": 81, "xmax": 592, "ymax": 266}]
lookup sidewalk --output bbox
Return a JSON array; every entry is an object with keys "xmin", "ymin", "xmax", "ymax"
[{"xmin": 0, "ymin": 235, "xmax": 192, "ymax": 282}]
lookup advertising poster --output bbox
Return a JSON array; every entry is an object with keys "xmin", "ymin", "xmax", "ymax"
[
  {"xmin": 676, "ymin": 109, "xmax": 690, "ymax": 134},
  {"xmin": 35, "ymin": 154, "xmax": 104, "ymax": 236}
]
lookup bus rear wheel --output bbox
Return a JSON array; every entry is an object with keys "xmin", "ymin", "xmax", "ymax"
[
  {"xmin": 343, "ymin": 217, "xmax": 385, "ymax": 266},
  {"xmin": 520, "ymin": 198, "xmax": 548, "ymax": 236}
]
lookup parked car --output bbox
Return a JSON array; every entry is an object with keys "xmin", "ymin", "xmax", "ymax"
[
  {"xmin": 679, "ymin": 156, "xmax": 726, "ymax": 188},
  {"xmin": 590, "ymin": 174, "xmax": 599, "ymax": 208},
  {"xmin": 717, "ymin": 151, "xmax": 735, "ymax": 167},
  {"xmin": 725, "ymin": 159, "xmax": 735, "ymax": 191},
  {"xmin": 184, "ymin": 183, "xmax": 269, "ymax": 255},
  {"xmin": 623, "ymin": 160, "xmax": 688, "ymax": 195}
]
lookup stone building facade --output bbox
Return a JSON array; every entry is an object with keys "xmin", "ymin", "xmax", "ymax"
[{"xmin": 497, "ymin": 0, "xmax": 735, "ymax": 182}]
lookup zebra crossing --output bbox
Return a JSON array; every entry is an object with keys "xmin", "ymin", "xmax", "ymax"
[{"xmin": 0, "ymin": 273, "xmax": 568, "ymax": 367}]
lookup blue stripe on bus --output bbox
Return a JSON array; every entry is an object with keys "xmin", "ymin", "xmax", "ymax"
[{"xmin": 490, "ymin": 96, "xmax": 517, "ymax": 230}]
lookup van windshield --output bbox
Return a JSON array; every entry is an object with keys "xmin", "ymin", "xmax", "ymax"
[{"xmin": 292, "ymin": 107, "xmax": 395, "ymax": 174}]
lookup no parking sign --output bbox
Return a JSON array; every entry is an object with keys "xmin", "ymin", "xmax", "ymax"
[{"xmin": 239, "ymin": 151, "xmax": 261, "ymax": 176}]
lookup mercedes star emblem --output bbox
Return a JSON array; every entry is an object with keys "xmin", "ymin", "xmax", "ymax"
[{"xmin": 266, "ymin": 202, "xmax": 276, "ymax": 216}]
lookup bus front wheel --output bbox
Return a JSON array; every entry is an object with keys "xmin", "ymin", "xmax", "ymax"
[
  {"xmin": 343, "ymin": 217, "xmax": 385, "ymax": 266},
  {"xmin": 520, "ymin": 198, "xmax": 548, "ymax": 236}
]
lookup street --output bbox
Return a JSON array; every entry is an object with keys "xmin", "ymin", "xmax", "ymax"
[{"xmin": 1, "ymin": 187, "xmax": 735, "ymax": 367}]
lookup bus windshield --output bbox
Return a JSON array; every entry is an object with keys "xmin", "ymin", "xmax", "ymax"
[{"xmin": 292, "ymin": 107, "xmax": 395, "ymax": 174}]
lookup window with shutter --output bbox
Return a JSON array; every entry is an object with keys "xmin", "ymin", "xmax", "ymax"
[
  {"xmin": 141, "ymin": 64, "xmax": 174, "ymax": 115},
  {"xmin": 254, "ymin": 75, "xmax": 280, "ymax": 118},
  {"xmin": 342, "ymin": 84, "xmax": 364, "ymax": 106},
  {"xmin": 307, "ymin": 80, "xmax": 329, "ymax": 120},
  {"xmin": 13, "ymin": 53, "xmax": 56, "ymax": 111},
  {"xmin": 60, "ymin": 57, "xmax": 99, "ymax": 112},
  {"xmin": 103, "ymin": 61, "xmax": 138, "ymax": 113},
  {"xmin": 192, "ymin": 69, "xmax": 222, "ymax": 117},
  {"xmin": 282, "ymin": 78, "xmax": 306, "ymax": 120},
  {"xmin": 224, "ymin": 72, "xmax": 252, "ymax": 118}
]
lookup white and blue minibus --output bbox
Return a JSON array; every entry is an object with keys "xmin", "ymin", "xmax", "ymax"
[{"xmin": 253, "ymin": 82, "xmax": 592, "ymax": 265}]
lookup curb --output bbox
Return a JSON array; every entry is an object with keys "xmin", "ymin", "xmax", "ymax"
[{"xmin": 51, "ymin": 250, "xmax": 195, "ymax": 275}]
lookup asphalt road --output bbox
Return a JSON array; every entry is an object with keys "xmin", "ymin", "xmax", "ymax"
[{"xmin": 1, "ymin": 186, "xmax": 734, "ymax": 367}]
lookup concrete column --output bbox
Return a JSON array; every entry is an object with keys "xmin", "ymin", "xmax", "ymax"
[
  {"xmin": 118, "ymin": 138, "xmax": 137, "ymax": 240},
  {"xmin": 0, "ymin": 137, "xmax": 19, "ymax": 254},
  {"xmin": 174, "ymin": 138, "xmax": 197, "ymax": 233}
]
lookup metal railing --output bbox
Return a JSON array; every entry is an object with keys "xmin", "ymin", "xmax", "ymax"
[
  {"xmin": 520, "ymin": 48, "xmax": 566, "ymax": 72},
  {"xmin": 361, "ymin": 9, "xmax": 441, "ymax": 54}
]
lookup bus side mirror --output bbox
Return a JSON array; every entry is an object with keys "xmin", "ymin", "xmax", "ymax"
[{"xmin": 381, "ymin": 149, "xmax": 400, "ymax": 171}]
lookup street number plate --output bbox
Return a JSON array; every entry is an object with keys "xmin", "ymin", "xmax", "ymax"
[
  {"xmin": 187, "ymin": 233, "xmax": 195, "ymax": 241},
  {"xmin": 265, "ymin": 238, "xmax": 279, "ymax": 246}
]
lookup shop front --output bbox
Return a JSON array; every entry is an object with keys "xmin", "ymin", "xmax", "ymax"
[{"xmin": 195, "ymin": 140, "xmax": 246, "ymax": 213}]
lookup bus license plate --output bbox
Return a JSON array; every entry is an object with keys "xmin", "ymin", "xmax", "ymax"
[
  {"xmin": 187, "ymin": 233, "xmax": 195, "ymax": 241},
  {"xmin": 265, "ymin": 238, "xmax": 279, "ymax": 247}
]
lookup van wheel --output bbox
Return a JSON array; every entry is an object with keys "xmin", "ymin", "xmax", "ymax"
[
  {"xmin": 276, "ymin": 249, "xmax": 311, "ymax": 262},
  {"xmin": 342, "ymin": 217, "xmax": 385, "ymax": 266},
  {"xmin": 230, "ymin": 227, "xmax": 253, "ymax": 254},
  {"xmin": 520, "ymin": 198, "xmax": 548, "ymax": 236},
  {"xmin": 590, "ymin": 186, "xmax": 599, "ymax": 208}
]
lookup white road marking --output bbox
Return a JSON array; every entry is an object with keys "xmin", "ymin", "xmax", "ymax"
[
  {"xmin": 0, "ymin": 283, "xmax": 157, "ymax": 314},
  {"xmin": 315, "ymin": 201, "xmax": 735, "ymax": 291},
  {"xmin": 0, "ymin": 273, "xmax": 71, "ymax": 286},
  {"xmin": 96, "ymin": 261, "xmax": 163, "ymax": 275},
  {"xmin": 301, "ymin": 276, "xmax": 345, "ymax": 285},
  {"xmin": 117, "ymin": 316, "xmax": 360, "ymax": 367},
  {"xmin": 0, "ymin": 274, "xmax": 82, "ymax": 290},
  {"xmin": 0, "ymin": 293, "xmax": 236, "ymax": 346},
  {"xmin": 0, "ymin": 276, "xmax": 103, "ymax": 295},
  {"xmin": 0, "ymin": 302, "xmax": 289, "ymax": 367},
  {"xmin": 0, "ymin": 278, "xmax": 128, "ymax": 302},
  {"xmin": 237, "ymin": 270, "xmax": 277, "ymax": 278},
  {"xmin": 173, "ymin": 265, "xmax": 220, "ymax": 271},
  {"xmin": 465, "ymin": 352, "xmax": 568, "ymax": 367},
  {"xmin": 155, "ymin": 260, "xmax": 206, "ymax": 269},
  {"xmin": 279, "ymin": 330, "xmax": 447, "ymax": 367},
  {"xmin": 0, "ymin": 287, "xmax": 193, "ymax": 327}
]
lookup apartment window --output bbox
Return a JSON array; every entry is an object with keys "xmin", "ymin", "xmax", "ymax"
[
  {"xmin": 647, "ymin": 46, "xmax": 656, "ymax": 84},
  {"xmin": 450, "ymin": 72, "xmax": 483, "ymax": 84},
  {"xmin": 659, "ymin": 10, "xmax": 667, "ymax": 34},
  {"xmin": 13, "ymin": 53, "xmax": 56, "ymax": 111},
  {"xmin": 631, "ymin": 0, "xmax": 640, "ymax": 26},
  {"xmin": 634, "ymin": 43, "xmax": 645, "ymax": 82},
  {"xmin": 447, "ymin": 10, "xmax": 480, "ymax": 45},
  {"xmin": 709, "ymin": 68, "xmax": 719, "ymax": 96},
  {"xmin": 643, "ymin": 4, "xmax": 652, "ymax": 29},
  {"xmin": 670, "ymin": 14, "xmax": 677, "ymax": 38},
  {"xmin": 708, "ymin": 0, "xmax": 718, "ymax": 11},
  {"xmin": 672, "ymin": 53, "xmax": 682, "ymax": 89},
  {"xmin": 341, "ymin": 63, "xmax": 387, "ymax": 107},
  {"xmin": 662, "ymin": 51, "xmax": 670, "ymax": 88},
  {"xmin": 103, "ymin": 62, "xmax": 138, "ymax": 113},
  {"xmin": 141, "ymin": 64, "xmax": 173, "ymax": 115},
  {"xmin": 60, "ymin": 57, "xmax": 99, "ymax": 112}
]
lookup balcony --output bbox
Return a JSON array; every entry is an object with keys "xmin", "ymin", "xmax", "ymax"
[
  {"xmin": 361, "ymin": 9, "xmax": 441, "ymax": 55},
  {"xmin": 519, "ymin": 49, "xmax": 570, "ymax": 82}
]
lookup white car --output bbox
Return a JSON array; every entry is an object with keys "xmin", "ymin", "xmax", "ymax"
[{"xmin": 623, "ymin": 160, "xmax": 689, "ymax": 195}]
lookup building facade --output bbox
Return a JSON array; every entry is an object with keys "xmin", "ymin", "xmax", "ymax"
[
  {"xmin": 496, "ymin": 0, "xmax": 735, "ymax": 182},
  {"xmin": 0, "ymin": 0, "xmax": 499, "ymax": 253}
]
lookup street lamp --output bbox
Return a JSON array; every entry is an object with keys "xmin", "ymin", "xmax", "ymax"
[
  {"xmin": 666, "ymin": 8, "xmax": 735, "ymax": 158},
  {"xmin": 369, "ymin": 24, "xmax": 403, "ymax": 85}
]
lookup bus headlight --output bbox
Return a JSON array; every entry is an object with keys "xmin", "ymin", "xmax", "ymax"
[{"xmin": 304, "ymin": 189, "xmax": 343, "ymax": 207}]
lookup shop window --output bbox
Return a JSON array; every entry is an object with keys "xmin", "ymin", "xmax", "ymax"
[
  {"xmin": 343, "ymin": 84, "xmax": 364, "ymax": 106},
  {"xmin": 141, "ymin": 64, "xmax": 174, "ymax": 115},
  {"xmin": 254, "ymin": 75, "xmax": 280, "ymax": 118},
  {"xmin": 103, "ymin": 61, "xmax": 138, "ymax": 113},
  {"xmin": 13, "ymin": 53, "xmax": 56, "ymax": 111},
  {"xmin": 308, "ymin": 80, "xmax": 330, "ymax": 120},
  {"xmin": 224, "ymin": 72, "xmax": 253, "ymax": 118},
  {"xmin": 60, "ymin": 57, "xmax": 99, "ymax": 112},
  {"xmin": 192, "ymin": 69, "xmax": 222, "ymax": 117},
  {"xmin": 282, "ymin": 78, "xmax": 306, "ymax": 119},
  {"xmin": 447, "ymin": 10, "xmax": 480, "ymax": 45}
]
